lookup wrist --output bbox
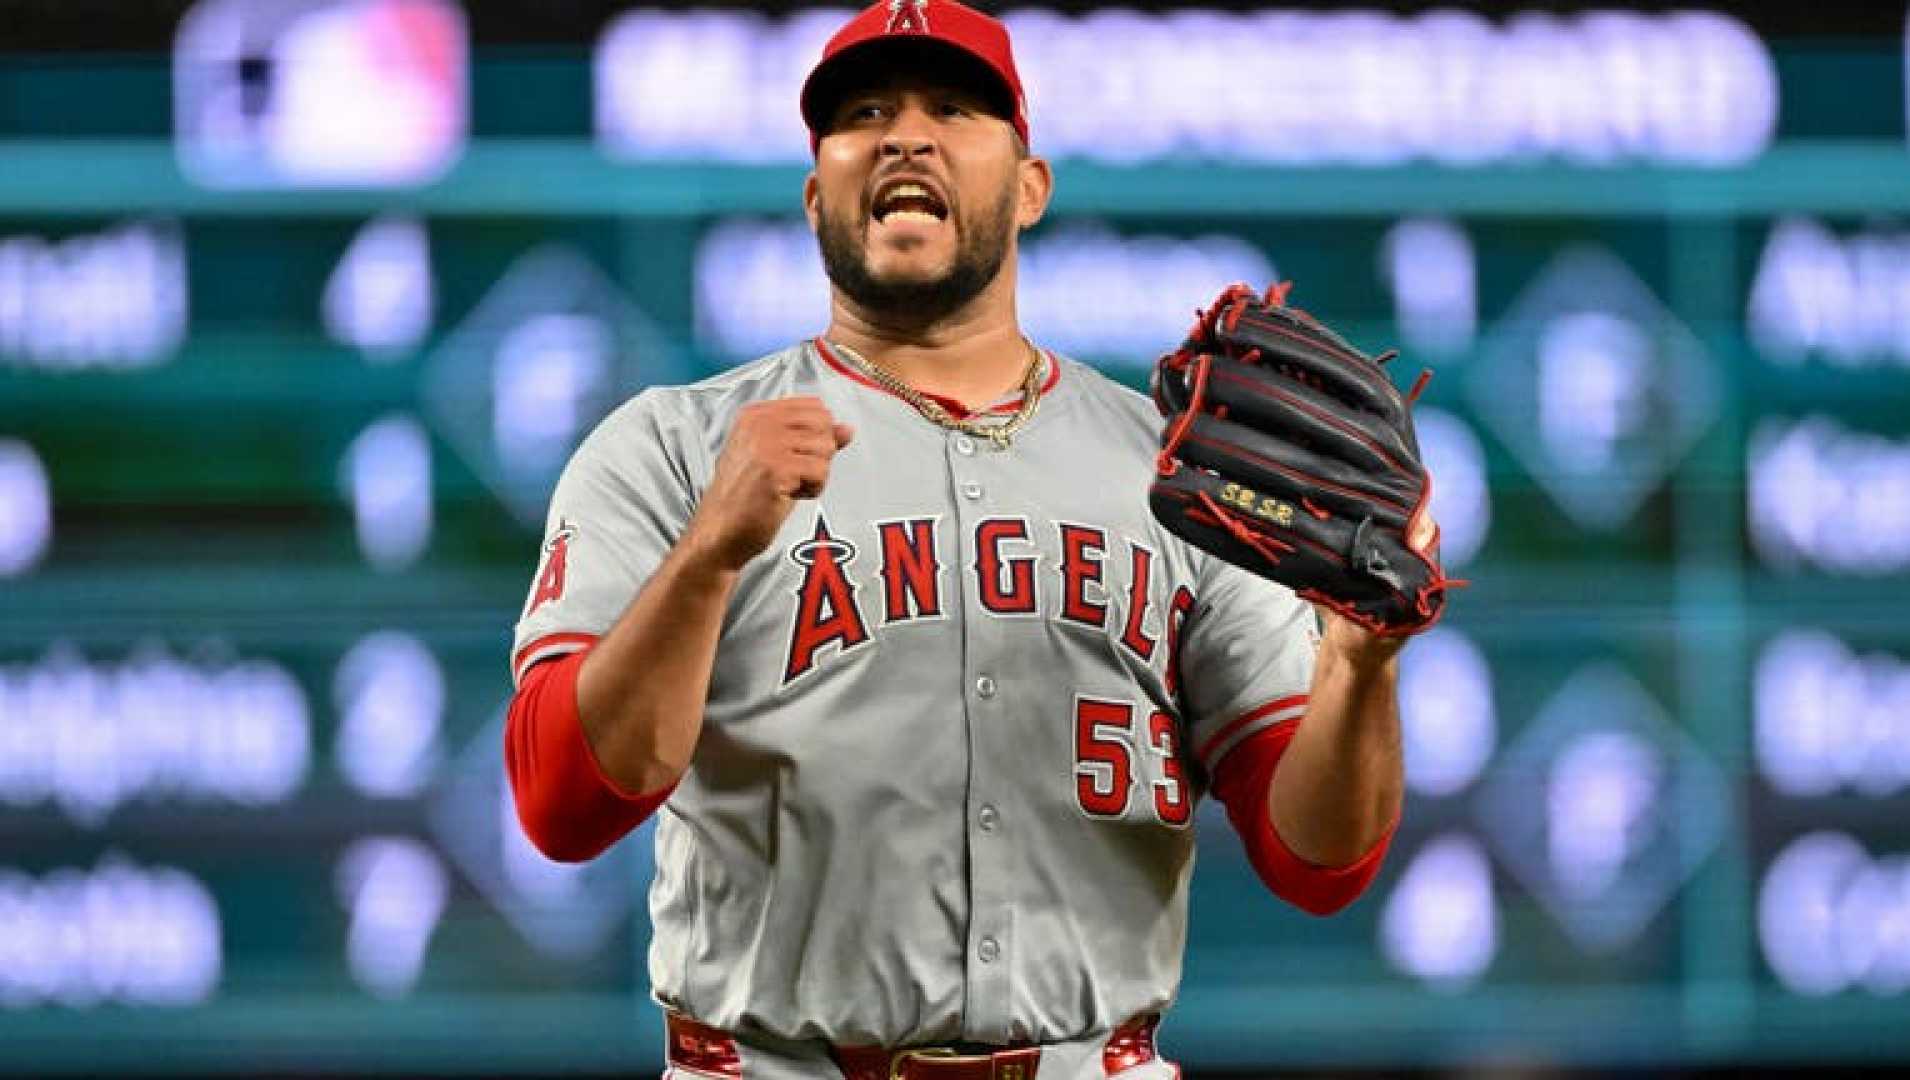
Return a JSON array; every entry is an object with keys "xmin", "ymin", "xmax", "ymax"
[
  {"xmin": 670, "ymin": 529, "xmax": 747, "ymax": 589},
  {"xmin": 1319, "ymin": 609, "xmax": 1408, "ymax": 672}
]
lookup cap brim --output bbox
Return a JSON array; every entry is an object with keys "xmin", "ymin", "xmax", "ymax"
[{"xmin": 801, "ymin": 36, "xmax": 1018, "ymax": 141}]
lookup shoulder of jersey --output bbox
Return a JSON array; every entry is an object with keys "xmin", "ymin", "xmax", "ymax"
[
  {"xmin": 555, "ymin": 348, "xmax": 807, "ymax": 477},
  {"xmin": 680, "ymin": 345, "xmax": 813, "ymax": 396},
  {"xmin": 1046, "ymin": 352, "xmax": 1167, "ymax": 446},
  {"xmin": 600, "ymin": 345, "xmax": 812, "ymax": 430}
]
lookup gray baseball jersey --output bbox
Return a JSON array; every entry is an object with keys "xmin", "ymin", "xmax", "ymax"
[{"xmin": 511, "ymin": 340, "xmax": 1317, "ymax": 1053}]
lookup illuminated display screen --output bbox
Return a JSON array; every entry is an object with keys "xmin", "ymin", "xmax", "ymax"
[{"xmin": 2, "ymin": 2, "xmax": 1910, "ymax": 1074}]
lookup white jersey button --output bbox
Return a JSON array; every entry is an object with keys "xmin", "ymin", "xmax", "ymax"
[
  {"xmin": 975, "ymin": 675, "xmax": 997, "ymax": 698},
  {"xmin": 977, "ymin": 937, "xmax": 1000, "ymax": 963},
  {"xmin": 977, "ymin": 804, "xmax": 999, "ymax": 832},
  {"xmin": 961, "ymin": 482, "xmax": 983, "ymax": 501},
  {"xmin": 954, "ymin": 435, "xmax": 977, "ymax": 456}
]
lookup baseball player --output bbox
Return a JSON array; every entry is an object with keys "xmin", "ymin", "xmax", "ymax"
[{"xmin": 505, "ymin": 2, "xmax": 1453, "ymax": 1078}]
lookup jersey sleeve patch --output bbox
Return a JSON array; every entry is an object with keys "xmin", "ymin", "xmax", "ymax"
[
  {"xmin": 511, "ymin": 389, "xmax": 702, "ymax": 686},
  {"xmin": 524, "ymin": 521, "xmax": 578, "ymax": 618}
]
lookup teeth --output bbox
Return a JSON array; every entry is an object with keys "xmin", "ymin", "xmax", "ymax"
[
  {"xmin": 875, "ymin": 181, "xmax": 943, "ymax": 222},
  {"xmin": 883, "ymin": 210, "xmax": 941, "ymax": 225}
]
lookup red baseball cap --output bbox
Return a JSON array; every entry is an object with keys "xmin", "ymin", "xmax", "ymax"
[{"xmin": 800, "ymin": 0, "xmax": 1031, "ymax": 152}]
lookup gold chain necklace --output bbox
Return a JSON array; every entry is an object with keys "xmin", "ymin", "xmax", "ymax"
[{"xmin": 827, "ymin": 338, "xmax": 1046, "ymax": 450}]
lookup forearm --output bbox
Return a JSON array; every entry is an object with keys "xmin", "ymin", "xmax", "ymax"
[
  {"xmin": 575, "ymin": 537, "xmax": 739, "ymax": 795},
  {"xmin": 1268, "ymin": 612, "xmax": 1406, "ymax": 866}
]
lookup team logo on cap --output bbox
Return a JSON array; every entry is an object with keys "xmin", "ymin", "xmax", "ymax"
[{"xmin": 885, "ymin": 0, "xmax": 929, "ymax": 34}]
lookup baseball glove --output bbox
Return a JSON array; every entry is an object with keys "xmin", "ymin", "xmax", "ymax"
[{"xmin": 1150, "ymin": 282, "xmax": 1456, "ymax": 637}]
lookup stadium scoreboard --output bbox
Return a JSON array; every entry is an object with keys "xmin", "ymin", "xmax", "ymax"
[{"xmin": 2, "ymin": 2, "xmax": 1910, "ymax": 1072}]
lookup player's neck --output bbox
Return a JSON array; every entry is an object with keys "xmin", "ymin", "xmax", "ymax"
[{"xmin": 824, "ymin": 300, "xmax": 1033, "ymax": 411}]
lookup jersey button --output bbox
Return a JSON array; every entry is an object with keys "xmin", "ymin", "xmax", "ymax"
[
  {"xmin": 961, "ymin": 482, "xmax": 983, "ymax": 501},
  {"xmin": 978, "ymin": 804, "xmax": 999, "ymax": 832},
  {"xmin": 977, "ymin": 937, "xmax": 1000, "ymax": 963},
  {"xmin": 954, "ymin": 435, "xmax": 977, "ymax": 456},
  {"xmin": 975, "ymin": 675, "xmax": 997, "ymax": 699}
]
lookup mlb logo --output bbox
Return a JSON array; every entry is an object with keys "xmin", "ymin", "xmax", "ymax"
[{"xmin": 173, "ymin": 0, "xmax": 467, "ymax": 188}]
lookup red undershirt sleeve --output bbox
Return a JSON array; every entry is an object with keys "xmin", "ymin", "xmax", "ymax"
[
  {"xmin": 504, "ymin": 649, "xmax": 677, "ymax": 863},
  {"xmin": 1209, "ymin": 716, "xmax": 1397, "ymax": 916}
]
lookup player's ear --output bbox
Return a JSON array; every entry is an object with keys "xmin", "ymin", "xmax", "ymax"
[
  {"xmin": 803, "ymin": 172, "xmax": 821, "ymax": 232},
  {"xmin": 1015, "ymin": 153, "xmax": 1053, "ymax": 231}
]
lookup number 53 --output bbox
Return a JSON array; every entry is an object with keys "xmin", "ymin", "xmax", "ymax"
[{"xmin": 1073, "ymin": 696, "xmax": 1192, "ymax": 827}]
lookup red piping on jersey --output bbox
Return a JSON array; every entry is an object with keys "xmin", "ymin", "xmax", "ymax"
[
  {"xmin": 512, "ymin": 631, "xmax": 600, "ymax": 685},
  {"xmin": 1195, "ymin": 693, "xmax": 1307, "ymax": 767},
  {"xmin": 505, "ymin": 649, "xmax": 676, "ymax": 863},
  {"xmin": 1209, "ymin": 711, "xmax": 1395, "ymax": 916},
  {"xmin": 813, "ymin": 338, "xmax": 1062, "ymax": 421}
]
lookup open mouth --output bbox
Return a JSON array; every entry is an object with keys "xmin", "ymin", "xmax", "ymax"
[{"xmin": 872, "ymin": 179, "xmax": 949, "ymax": 226}]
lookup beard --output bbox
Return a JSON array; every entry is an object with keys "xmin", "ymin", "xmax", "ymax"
[{"xmin": 815, "ymin": 181, "xmax": 1017, "ymax": 328}]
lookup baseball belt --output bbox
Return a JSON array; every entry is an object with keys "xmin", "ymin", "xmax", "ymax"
[{"xmin": 665, "ymin": 1010, "xmax": 1160, "ymax": 1080}]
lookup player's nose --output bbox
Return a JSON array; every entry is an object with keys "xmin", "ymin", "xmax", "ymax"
[{"xmin": 879, "ymin": 101, "xmax": 939, "ymax": 160}]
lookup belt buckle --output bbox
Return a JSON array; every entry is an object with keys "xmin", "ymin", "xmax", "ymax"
[{"xmin": 889, "ymin": 1047, "xmax": 957, "ymax": 1080}]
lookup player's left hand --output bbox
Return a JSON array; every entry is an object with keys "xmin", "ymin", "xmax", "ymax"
[{"xmin": 1148, "ymin": 282, "xmax": 1459, "ymax": 637}]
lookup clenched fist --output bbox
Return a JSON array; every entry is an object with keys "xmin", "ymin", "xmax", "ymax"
[{"xmin": 683, "ymin": 397, "xmax": 855, "ymax": 572}]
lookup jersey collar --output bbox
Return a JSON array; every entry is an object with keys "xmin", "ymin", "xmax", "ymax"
[{"xmin": 813, "ymin": 337, "xmax": 1062, "ymax": 421}]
